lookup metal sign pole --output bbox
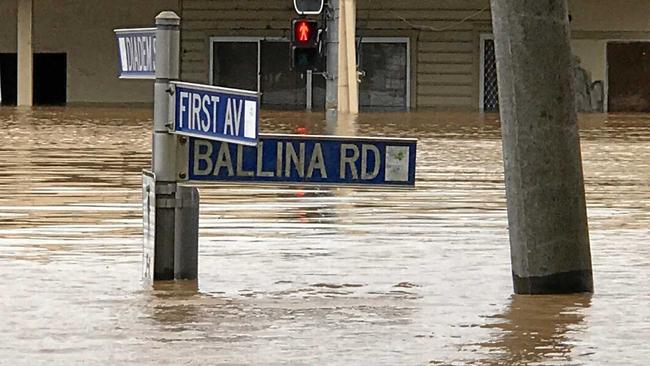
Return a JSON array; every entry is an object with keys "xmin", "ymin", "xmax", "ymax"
[
  {"xmin": 306, "ymin": 70, "xmax": 313, "ymax": 111},
  {"xmin": 152, "ymin": 11, "xmax": 181, "ymax": 280},
  {"xmin": 325, "ymin": 0, "xmax": 339, "ymax": 121}
]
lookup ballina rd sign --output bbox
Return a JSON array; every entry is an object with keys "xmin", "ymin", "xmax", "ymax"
[{"xmin": 184, "ymin": 134, "xmax": 417, "ymax": 187}]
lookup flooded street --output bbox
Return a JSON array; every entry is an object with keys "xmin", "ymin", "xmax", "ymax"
[{"xmin": 0, "ymin": 107, "xmax": 648, "ymax": 365}]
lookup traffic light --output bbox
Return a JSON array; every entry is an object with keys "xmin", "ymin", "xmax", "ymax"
[
  {"xmin": 291, "ymin": 18, "xmax": 322, "ymax": 73},
  {"xmin": 292, "ymin": 19, "xmax": 318, "ymax": 47}
]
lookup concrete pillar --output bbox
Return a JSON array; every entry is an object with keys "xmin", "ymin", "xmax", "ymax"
[
  {"xmin": 337, "ymin": 0, "xmax": 358, "ymax": 114},
  {"xmin": 17, "ymin": 0, "xmax": 33, "ymax": 106},
  {"xmin": 490, "ymin": 0, "xmax": 593, "ymax": 294}
]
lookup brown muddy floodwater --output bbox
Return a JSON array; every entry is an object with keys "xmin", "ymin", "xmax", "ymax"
[{"xmin": 0, "ymin": 107, "xmax": 648, "ymax": 365}]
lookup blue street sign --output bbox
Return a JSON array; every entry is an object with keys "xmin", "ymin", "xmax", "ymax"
[
  {"xmin": 170, "ymin": 81, "xmax": 259, "ymax": 146},
  {"xmin": 186, "ymin": 134, "xmax": 417, "ymax": 187},
  {"xmin": 114, "ymin": 28, "xmax": 156, "ymax": 79}
]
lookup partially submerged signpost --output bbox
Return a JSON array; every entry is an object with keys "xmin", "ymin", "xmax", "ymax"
[{"xmin": 115, "ymin": 11, "xmax": 417, "ymax": 284}]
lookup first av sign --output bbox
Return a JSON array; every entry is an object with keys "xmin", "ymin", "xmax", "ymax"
[{"xmin": 169, "ymin": 81, "xmax": 259, "ymax": 146}]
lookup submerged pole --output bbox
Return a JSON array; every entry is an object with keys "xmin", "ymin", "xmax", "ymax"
[{"xmin": 490, "ymin": 0, "xmax": 593, "ymax": 294}]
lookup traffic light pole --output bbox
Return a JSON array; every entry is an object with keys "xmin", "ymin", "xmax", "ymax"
[{"xmin": 325, "ymin": 0, "xmax": 339, "ymax": 120}]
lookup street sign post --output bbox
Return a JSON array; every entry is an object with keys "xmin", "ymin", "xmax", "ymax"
[
  {"xmin": 169, "ymin": 81, "xmax": 259, "ymax": 146},
  {"xmin": 183, "ymin": 134, "xmax": 417, "ymax": 187},
  {"xmin": 114, "ymin": 28, "xmax": 156, "ymax": 79}
]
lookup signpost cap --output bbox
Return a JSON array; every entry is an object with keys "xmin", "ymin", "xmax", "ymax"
[{"xmin": 156, "ymin": 11, "xmax": 180, "ymax": 26}]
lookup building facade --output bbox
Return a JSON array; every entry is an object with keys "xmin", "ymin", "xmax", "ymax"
[
  {"xmin": 0, "ymin": 0, "xmax": 179, "ymax": 105},
  {"xmin": 1, "ymin": 0, "xmax": 650, "ymax": 111}
]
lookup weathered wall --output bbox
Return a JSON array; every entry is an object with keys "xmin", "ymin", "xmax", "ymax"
[
  {"xmin": 0, "ymin": 2, "xmax": 18, "ymax": 51},
  {"xmin": 181, "ymin": 0, "xmax": 650, "ymax": 110},
  {"xmin": 0, "ymin": 0, "xmax": 179, "ymax": 104},
  {"xmin": 569, "ymin": 0, "xmax": 650, "ymax": 32},
  {"xmin": 358, "ymin": 0, "xmax": 491, "ymax": 109}
]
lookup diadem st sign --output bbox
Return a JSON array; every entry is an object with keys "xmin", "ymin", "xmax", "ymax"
[{"xmin": 114, "ymin": 28, "xmax": 156, "ymax": 79}]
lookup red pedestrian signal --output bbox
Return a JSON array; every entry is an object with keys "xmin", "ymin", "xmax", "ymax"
[
  {"xmin": 292, "ymin": 19, "xmax": 318, "ymax": 47},
  {"xmin": 297, "ymin": 21, "xmax": 310, "ymax": 43}
]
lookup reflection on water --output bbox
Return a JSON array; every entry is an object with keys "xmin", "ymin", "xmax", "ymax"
[
  {"xmin": 0, "ymin": 106, "xmax": 649, "ymax": 365},
  {"xmin": 469, "ymin": 295, "xmax": 592, "ymax": 365}
]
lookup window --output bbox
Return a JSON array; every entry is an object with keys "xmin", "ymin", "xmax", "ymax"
[
  {"xmin": 359, "ymin": 37, "xmax": 410, "ymax": 111},
  {"xmin": 480, "ymin": 34, "xmax": 499, "ymax": 112},
  {"xmin": 260, "ymin": 40, "xmax": 306, "ymax": 108},
  {"xmin": 210, "ymin": 36, "xmax": 410, "ymax": 110},
  {"xmin": 211, "ymin": 37, "xmax": 308, "ymax": 109},
  {"xmin": 211, "ymin": 39, "xmax": 258, "ymax": 91}
]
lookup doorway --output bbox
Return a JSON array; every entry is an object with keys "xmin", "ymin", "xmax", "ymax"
[
  {"xmin": 33, "ymin": 53, "xmax": 67, "ymax": 105},
  {"xmin": 607, "ymin": 42, "xmax": 650, "ymax": 112},
  {"xmin": 0, "ymin": 53, "xmax": 17, "ymax": 105},
  {"xmin": 359, "ymin": 37, "xmax": 410, "ymax": 111}
]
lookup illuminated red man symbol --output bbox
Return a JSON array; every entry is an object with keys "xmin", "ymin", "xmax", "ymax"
[{"xmin": 297, "ymin": 21, "xmax": 310, "ymax": 42}]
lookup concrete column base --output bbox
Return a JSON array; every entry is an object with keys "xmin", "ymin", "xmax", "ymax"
[{"xmin": 513, "ymin": 270, "xmax": 594, "ymax": 294}]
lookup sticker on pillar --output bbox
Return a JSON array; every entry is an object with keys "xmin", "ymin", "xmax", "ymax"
[
  {"xmin": 142, "ymin": 170, "xmax": 156, "ymax": 284},
  {"xmin": 244, "ymin": 100, "xmax": 257, "ymax": 139},
  {"xmin": 385, "ymin": 146, "xmax": 410, "ymax": 182},
  {"xmin": 170, "ymin": 81, "xmax": 259, "ymax": 146}
]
